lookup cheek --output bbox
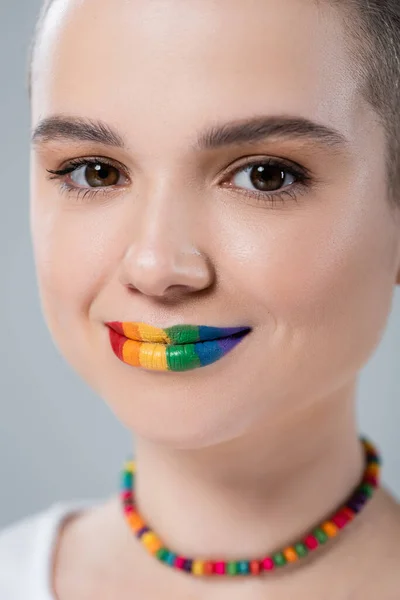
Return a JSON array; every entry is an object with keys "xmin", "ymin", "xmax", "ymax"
[
  {"xmin": 30, "ymin": 196, "xmax": 119, "ymax": 332},
  {"xmin": 218, "ymin": 196, "xmax": 396, "ymax": 383}
]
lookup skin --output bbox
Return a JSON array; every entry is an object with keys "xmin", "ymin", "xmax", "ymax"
[{"xmin": 29, "ymin": 0, "xmax": 400, "ymax": 597}]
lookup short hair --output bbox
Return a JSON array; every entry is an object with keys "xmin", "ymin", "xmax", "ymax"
[{"xmin": 28, "ymin": 0, "xmax": 400, "ymax": 209}]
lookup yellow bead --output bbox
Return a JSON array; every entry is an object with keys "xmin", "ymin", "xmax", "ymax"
[
  {"xmin": 142, "ymin": 532, "xmax": 163, "ymax": 554},
  {"xmin": 322, "ymin": 521, "xmax": 338, "ymax": 537},
  {"xmin": 141, "ymin": 531, "xmax": 156, "ymax": 543},
  {"xmin": 192, "ymin": 560, "xmax": 206, "ymax": 575},
  {"xmin": 124, "ymin": 460, "xmax": 136, "ymax": 473},
  {"xmin": 363, "ymin": 440, "xmax": 376, "ymax": 453}
]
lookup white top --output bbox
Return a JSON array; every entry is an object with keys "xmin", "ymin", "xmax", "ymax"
[{"xmin": 0, "ymin": 500, "xmax": 95, "ymax": 600}]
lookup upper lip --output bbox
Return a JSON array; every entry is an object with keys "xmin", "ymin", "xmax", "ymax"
[{"xmin": 106, "ymin": 322, "xmax": 252, "ymax": 344}]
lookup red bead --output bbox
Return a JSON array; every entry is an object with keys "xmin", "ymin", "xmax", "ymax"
[
  {"xmin": 175, "ymin": 556, "xmax": 186, "ymax": 569},
  {"xmin": 364, "ymin": 475, "xmax": 378, "ymax": 487},
  {"xmin": 124, "ymin": 505, "xmax": 134, "ymax": 514},
  {"xmin": 214, "ymin": 562, "xmax": 226, "ymax": 575},
  {"xmin": 203, "ymin": 561, "xmax": 214, "ymax": 575},
  {"xmin": 262, "ymin": 557, "xmax": 275, "ymax": 570},
  {"xmin": 304, "ymin": 535, "xmax": 319, "ymax": 550},
  {"xmin": 331, "ymin": 511, "xmax": 349, "ymax": 529},
  {"xmin": 342, "ymin": 507, "xmax": 355, "ymax": 521},
  {"xmin": 121, "ymin": 490, "xmax": 131, "ymax": 500}
]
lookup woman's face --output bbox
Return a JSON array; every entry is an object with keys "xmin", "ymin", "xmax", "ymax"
[{"xmin": 30, "ymin": 0, "xmax": 400, "ymax": 448}]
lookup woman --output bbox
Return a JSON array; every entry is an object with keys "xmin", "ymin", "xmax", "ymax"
[{"xmin": 1, "ymin": 0, "xmax": 400, "ymax": 597}]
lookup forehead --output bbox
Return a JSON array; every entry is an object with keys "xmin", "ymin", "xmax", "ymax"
[{"xmin": 32, "ymin": 0, "xmax": 360, "ymax": 147}]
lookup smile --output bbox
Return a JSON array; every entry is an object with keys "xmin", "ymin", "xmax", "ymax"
[{"xmin": 106, "ymin": 322, "xmax": 252, "ymax": 372}]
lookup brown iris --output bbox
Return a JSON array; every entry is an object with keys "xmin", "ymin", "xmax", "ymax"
[
  {"xmin": 250, "ymin": 163, "xmax": 285, "ymax": 191},
  {"xmin": 84, "ymin": 163, "xmax": 120, "ymax": 187}
]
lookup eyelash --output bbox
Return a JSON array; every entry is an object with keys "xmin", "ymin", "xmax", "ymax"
[{"xmin": 46, "ymin": 156, "xmax": 313, "ymax": 206}]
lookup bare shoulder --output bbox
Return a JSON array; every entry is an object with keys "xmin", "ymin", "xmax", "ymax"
[
  {"xmin": 51, "ymin": 496, "xmax": 131, "ymax": 599},
  {"xmin": 51, "ymin": 495, "xmax": 163, "ymax": 599}
]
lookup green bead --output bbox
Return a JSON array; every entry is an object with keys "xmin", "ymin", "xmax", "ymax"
[
  {"xmin": 238, "ymin": 561, "xmax": 250, "ymax": 574},
  {"xmin": 156, "ymin": 548, "xmax": 169, "ymax": 561},
  {"xmin": 313, "ymin": 528, "xmax": 328, "ymax": 544},
  {"xmin": 294, "ymin": 543, "xmax": 308, "ymax": 557},
  {"xmin": 227, "ymin": 561, "xmax": 239, "ymax": 575},
  {"xmin": 273, "ymin": 552, "xmax": 287, "ymax": 567},
  {"xmin": 359, "ymin": 483, "xmax": 374, "ymax": 497}
]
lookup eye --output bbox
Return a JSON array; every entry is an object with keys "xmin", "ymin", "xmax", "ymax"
[
  {"xmin": 46, "ymin": 158, "xmax": 129, "ymax": 191},
  {"xmin": 228, "ymin": 160, "xmax": 297, "ymax": 192},
  {"xmin": 225, "ymin": 159, "xmax": 311, "ymax": 201},
  {"xmin": 69, "ymin": 162, "xmax": 125, "ymax": 187},
  {"xmin": 234, "ymin": 162, "xmax": 294, "ymax": 192}
]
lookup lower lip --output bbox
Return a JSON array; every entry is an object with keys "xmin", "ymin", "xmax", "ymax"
[{"xmin": 107, "ymin": 328, "xmax": 251, "ymax": 372}]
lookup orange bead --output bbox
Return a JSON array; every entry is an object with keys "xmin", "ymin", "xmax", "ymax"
[
  {"xmin": 127, "ymin": 512, "xmax": 146, "ymax": 531},
  {"xmin": 203, "ymin": 561, "xmax": 214, "ymax": 575},
  {"xmin": 322, "ymin": 521, "xmax": 338, "ymax": 537},
  {"xmin": 250, "ymin": 560, "xmax": 261, "ymax": 574},
  {"xmin": 366, "ymin": 464, "xmax": 379, "ymax": 476},
  {"xmin": 283, "ymin": 547, "xmax": 298, "ymax": 563}
]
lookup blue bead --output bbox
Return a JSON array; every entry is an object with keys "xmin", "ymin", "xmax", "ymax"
[
  {"xmin": 238, "ymin": 561, "xmax": 250, "ymax": 574},
  {"xmin": 122, "ymin": 472, "xmax": 133, "ymax": 488},
  {"xmin": 166, "ymin": 552, "xmax": 177, "ymax": 565}
]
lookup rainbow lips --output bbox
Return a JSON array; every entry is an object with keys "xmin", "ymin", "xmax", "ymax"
[{"xmin": 106, "ymin": 322, "xmax": 251, "ymax": 372}]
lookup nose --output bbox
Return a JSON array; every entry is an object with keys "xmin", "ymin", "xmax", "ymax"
[{"xmin": 118, "ymin": 188, "xmax": 214, "ymax": 299}]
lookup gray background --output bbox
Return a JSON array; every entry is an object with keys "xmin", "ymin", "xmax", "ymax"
[{"xmin": 0, "ymin": 0, "xmax": 398, "ymax": 529}]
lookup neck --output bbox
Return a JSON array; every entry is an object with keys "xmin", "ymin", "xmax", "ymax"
[{"xmin": 132, "ymin": 381, "xmax": 364, "ymax": 560}]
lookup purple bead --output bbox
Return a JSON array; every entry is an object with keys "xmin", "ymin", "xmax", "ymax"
[
  {"xmin": 183, "ymin": 559, "xmax": 193, "ymax": 572},
  {"xmin": 347, "ymin": 500, "xmax": 363, "ymax": 513},
  {"xmin": 352, "ymin": 491, "xmax": 367, "ymax": 504},
  {"xmin": 136, "ymin": 526, "xmax": 150, "ymax": 538}
]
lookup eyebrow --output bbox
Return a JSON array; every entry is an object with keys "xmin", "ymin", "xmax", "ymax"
[
  {"xmin": 31, "ymin": 114, "xmax": 349, "ymax": 151},
  {"xmin": 32, "ymin": 115, "xmax": 125, "ymax": 148}
]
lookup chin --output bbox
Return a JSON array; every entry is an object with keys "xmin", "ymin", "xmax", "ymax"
[{"xmin": 95, "ymin": 368, "xmax": 260, "ymax": 450}]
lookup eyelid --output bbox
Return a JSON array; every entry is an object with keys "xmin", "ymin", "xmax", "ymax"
[
  {"xmin": 46, "ymin": 155, "xmax": 131, "ymax": 179},
  {"xmin": 218, "ymin": 156, "xmax": 314, "ymax": 188}
]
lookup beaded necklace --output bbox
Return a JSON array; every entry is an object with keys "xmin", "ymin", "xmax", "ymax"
[{"xmin": 120, "ymin": 436, "xmax": 380, "ymax": 576}]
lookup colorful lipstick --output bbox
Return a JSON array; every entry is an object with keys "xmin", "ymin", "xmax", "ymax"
[{"xmin": 106, "ymin": 322, "xmax": 251, "ymax": 372}]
